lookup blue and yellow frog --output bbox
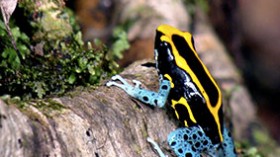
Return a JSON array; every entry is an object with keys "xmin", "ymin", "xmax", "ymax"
[{"xmin": 107, "ymin": 24, "xmax": 237, "ymax": 157}]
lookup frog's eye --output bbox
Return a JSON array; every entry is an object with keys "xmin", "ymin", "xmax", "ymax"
[{"xmin": 155, "ymin": 41, "xmax": 174, "ymax": 62}]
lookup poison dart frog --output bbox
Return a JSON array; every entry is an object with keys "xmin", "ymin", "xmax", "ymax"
[{"xmin": 106, "ymin": 24, "xmax": 237, "ymax": 157}]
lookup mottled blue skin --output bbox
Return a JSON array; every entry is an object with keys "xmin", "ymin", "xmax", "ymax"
[
  {"xmin": 106, "ymin": 75, "xmax": 236, "ymax": 157},
  {"xmin": 167, "ymin": 127, "xmax": 215, "ymax": 157}
]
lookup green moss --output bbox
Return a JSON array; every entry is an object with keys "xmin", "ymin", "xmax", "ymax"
[
  {"xmin": 235, "ymin": 141, "xmax": 264, "ymax": 157},
  {"xmin": 0, "ymin": 95, "xmax": 26, "ymax": 108},
  {"xmin": 32, "ymin": 10, "xmax": 73, "ymax": 42},
  {"xmin": 0, "ymin": 1, "xmax": 119, "ymax": 100},
  {"xmin": 32, "ymin": 99, "xmax": 65, "ymax": 113}
]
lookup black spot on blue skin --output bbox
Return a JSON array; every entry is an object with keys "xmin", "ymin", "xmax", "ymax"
[
  {"xmin": 154, "ymin": 99, "xmax": 158, "ymax": 105},
  {"xmin": 195, "ymin": 142, "xmax": 201, "ymax": 148},
  {"xmin": 178, "ymin": 148, "xmax": 183, "ymax": 154},
  {"xmin": 184, "ymin": 134, "xmax": 189, "ymax": 141},
  {"xmin": 228, "ymin": 131, "xmax": 232, "ymax": 137},
  {"xmin": 143, "ymin": 96, "xmax": 149, "ymax": 101},
  {"xmin": 191, "ymin": 146, "xmax": 196, "ymax": 152},
  {"xmin": 197, "ymin": 131, "xmax": 203, "ymax": 137},
  {"xmin": 171, "ymin": 141, "xmax": 176, "ymax": 146},
  {"xmin": 192, "ymin": 134, "xmax": 197, "ymax": 139},
  {"xmin": 185, "ymin": 153, "xmax": 192, "ymax": 157},
  {"xmin": 161, "ymin": 85, "xmax": 168, "ymax": 90},
  {"xmin": 203, "ymin": 140, "xmax": 208, "ymax": 145}
]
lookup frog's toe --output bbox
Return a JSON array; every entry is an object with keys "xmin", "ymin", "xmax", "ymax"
[
  {"xmin": 111, "ymin": 75, "xmax": 121, "ymax": 80},
  {"xmin": 132, "ymin": 80, "xmax": 142, "ymax": 88},
  {"xmin": 147, "ymin": 137, "xmax": 167, "ymax": 157},
  {"xmin": 106, "ymin": 81, "xmax": 115, "ymax": 87}
]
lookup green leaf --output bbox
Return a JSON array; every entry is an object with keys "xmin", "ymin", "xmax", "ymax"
[
  {"xmin": 75, "ymin": 67, "xmax": 82, "ymax": 73},
  {"xmin": 33, "ymin": 82, "xmax": 47, "ymax": 99},
  {"xmin": 111, "ymin": 28, "xmax": 130, "ymax": 59},
  {"xmin": 74, "ymin": 31, "xmax": 84, "ymax": 46},
  {"xmin": 78, "ymin": 57, "xmax": 88, "ymax": 70},
  {"xmin": 2, "ymin": 47, "xmax": 21, "ymax": 69},
  {"xmin": 87, "ymin": 64, "xmax": 95, "ymax": 75},
  {"xmin": 11, "ymin": 55, "xmax": 21, "ymax": 69},
  {"xmin": 68, "ymin": 73, "xmax": 76, "ymax": 84},
  {"xmin": 2, "ymin": 48, "xmax": 10, "ymax": 58}
]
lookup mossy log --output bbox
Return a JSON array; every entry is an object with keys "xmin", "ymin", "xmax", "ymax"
[{"xmin": 0, "ymin": 24, "xmax": 257, "ymax": 156}]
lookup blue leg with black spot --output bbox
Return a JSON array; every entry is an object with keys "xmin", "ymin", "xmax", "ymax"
[
  {"xmin": 106, "ymin": 75, "xmax": 171, "ymax": 108},
  {"xmin": 218, "ymin": 126, "xmax": 237, "ymax": 157},
  {"xmin": 167, "ymin": 126, "xmax": 217, "ymax": 157}
]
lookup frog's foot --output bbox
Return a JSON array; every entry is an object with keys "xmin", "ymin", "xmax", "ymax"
[
  {"xmin": 132, "ymin": 79, "xmax": 142, "ymax": 88},
  {"xmin": 106, "ymin": 75, "xmax": 132, "ymax": 90},
  {"xmin": 106, "ymin": 75, "xmax": 144, "ymax": 89},
  {"xmin": 106, "ymin": 75, "xmax": 170, "ymax": 108},
  {"xmin": 147, "ymin": 137, "xmax": 167, "ymax": 157},
  {"xmin": 167, "ymin": 127, "xmax": 217, "ymax": 157}
]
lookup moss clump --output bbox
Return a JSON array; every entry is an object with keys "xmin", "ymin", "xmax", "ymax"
[
  {"xmin": 31, "ymin": 99, "xmax": 66, "ymax": 113},
  {"xmin": 0, "ymin": 1, "xmax": 118, "ymax": 100}
]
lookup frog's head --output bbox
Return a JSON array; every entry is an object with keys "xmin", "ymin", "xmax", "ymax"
[{"xmin": 154, "ymin": 24, "xmax": 196, "ymax": 76}]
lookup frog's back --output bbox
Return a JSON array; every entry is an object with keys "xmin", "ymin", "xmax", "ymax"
[{"xmin": 154, "ymin": 24, "xmax": 224, "ymax": 145}]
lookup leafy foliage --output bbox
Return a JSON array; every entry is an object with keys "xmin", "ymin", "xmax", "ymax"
[
  {"xmin": 0, "ymin": 15, "xmax": 118, "ymax": 100},
  {"xmin": 110, "ymin": 26, "xmax": 130, "ymax": 59}
]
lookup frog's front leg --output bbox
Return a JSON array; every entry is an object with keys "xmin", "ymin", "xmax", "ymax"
[
  {"xmin": 106, "ymin": 75, "xmax": 171, "ymax": 108},
  {"xmin": 167, "ymin": 126, "xmax": 217, "ymax": 157}
]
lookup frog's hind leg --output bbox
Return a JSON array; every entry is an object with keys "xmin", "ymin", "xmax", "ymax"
[
  {"xmin": 167, "ymin": 127, "xmax": 217, "ymax": 157},
  {"xmin": 217, "ymin": 126, "xmax": 237, "ymax": 157}
]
